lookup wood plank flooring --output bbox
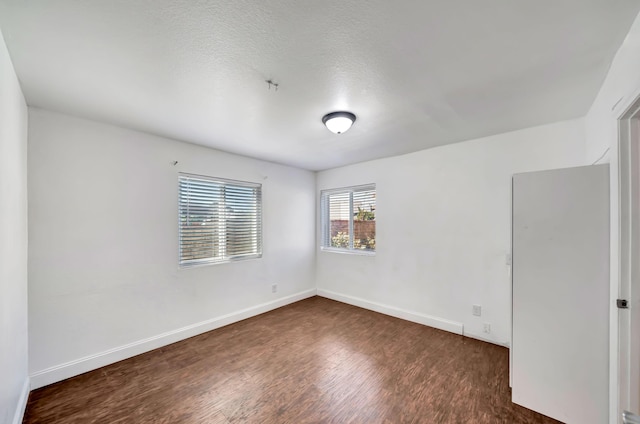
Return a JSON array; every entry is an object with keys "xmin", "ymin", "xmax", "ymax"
[{"xmin": 23, "ymin": 296, "xmax": 561, "ymax": 423}]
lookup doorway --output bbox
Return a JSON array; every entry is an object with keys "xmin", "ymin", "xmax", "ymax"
[{"xmin": 617, "ymin": 93, "xmax": 640, "ymax": 421}]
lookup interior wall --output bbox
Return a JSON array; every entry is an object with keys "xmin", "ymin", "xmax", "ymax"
[
  {"xmin": 316, "ymin": 119, "xmax": 587, "ymax": 345},
  {"xmin": 584, "ymin": 11, "xmax": 640, "ymax": 424},
  {"xmin": 586, "ymin": 12, "xmax": 640, "ymax": 164},
  {"xmin": 28, "ymin": 109, "xmax": 316, "ymax": 386},
  {"xmin": 0, "ymin": 28, "xmax": 29, "ymax": 424}
]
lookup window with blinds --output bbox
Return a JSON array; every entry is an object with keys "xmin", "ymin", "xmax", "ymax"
[
  {"xmin": 320, "ymin": 184, "xmax": 376, "ymax": 253},
  {"xmin": 179, "ymin": 173, "xmax": 262, "ymax": 267}
]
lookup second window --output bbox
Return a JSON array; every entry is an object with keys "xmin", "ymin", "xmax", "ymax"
[{"xmin": 320, "ymin": 184, "xmax": 376, "ymax": 253}]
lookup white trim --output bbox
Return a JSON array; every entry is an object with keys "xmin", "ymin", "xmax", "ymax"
[
  {"xmin": 11, "ymin": 378, "xmax": 29, "ymax": 424},
  {"xmin": 463, "ymin": 331, "xmax": 510, "ymax": 348},
  {"xmin": 615, "ymin": 89, "xmax": 640, "ymax": 423},
  {"xmin": 317, "ymin": 289, "xmax": 464, "ymax": 335},
  {"xmin": 320, "ymin": 183, "xmax": 376, "ymax": 195},
  {"xmin": 29, "ymin": 289, "xmax": 317, "ymax": 389},
  {"xmin": 609, "ymin": 84, "xmax": 640, "ymax": 424},
  {"xmin": 611, "ymin": 84, "xmax": 640, "ymax": 118},
  {"xmin": 320, "ymin": 247, "xmax": 376, "ymax": 256}
]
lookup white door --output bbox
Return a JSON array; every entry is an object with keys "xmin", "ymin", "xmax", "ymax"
[{"xmin": 512, "ymin": 164, "xmax": 610, "ymax": 424}]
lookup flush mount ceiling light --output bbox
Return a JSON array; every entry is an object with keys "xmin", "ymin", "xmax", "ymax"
[{"xmin": 322, "ymin": 111, "xmax": 356, "ymax": 134}]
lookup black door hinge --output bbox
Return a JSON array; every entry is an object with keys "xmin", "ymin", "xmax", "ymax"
[{"xmin": 617, "ymin": 299, "xmax": 629, "ymax": 309}]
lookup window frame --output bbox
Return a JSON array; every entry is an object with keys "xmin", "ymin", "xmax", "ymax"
[
  {"xmin": 178, "ymin": 172, "xmax": 262, "ymax": 268},
  {"xmin": 320, "ymin": 184, "xmax": 376, "ymax": 255}
]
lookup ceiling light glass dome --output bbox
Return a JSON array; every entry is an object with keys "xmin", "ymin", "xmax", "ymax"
[{"xmin": 322, "ymin": 111, "xmax": 356, "ymax": 134}]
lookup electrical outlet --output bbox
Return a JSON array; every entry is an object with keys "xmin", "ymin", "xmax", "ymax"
[
  {"xmin": 483, "ymin": 323, "xmax": 491, "ymax": 334},
  {"xmin": 271, "ymin": 284, "xmax": 277, "ymax": 293},
  {"xmin": 472, "ymin": 305, "xmax": 482, "ymax": 316}
]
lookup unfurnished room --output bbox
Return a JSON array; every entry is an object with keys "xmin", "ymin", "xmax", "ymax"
[{"xmin": 1, "ymin": 1, "xmax": 640, "ymax": 423}]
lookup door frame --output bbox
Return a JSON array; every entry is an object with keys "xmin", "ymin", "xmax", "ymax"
[{"xmin": 615, "ymin": 88, "xmax": 640, "ymax": 423}]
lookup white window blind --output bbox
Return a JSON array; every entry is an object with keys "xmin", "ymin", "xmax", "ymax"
[
  {"xmin": 321, "ymin": 184, "xmax": 376, "ymax": 252},
  {"xmin": 179, "ymin": 173, "xmax": 262, "ymax": 267}
]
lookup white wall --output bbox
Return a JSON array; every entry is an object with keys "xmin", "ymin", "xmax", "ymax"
[
  {"xmin": 28, "ymin": 109, "xmax": 316, "ymax": 387},
  {"xmin": 317, "ymin": 119, "xmax": 587, "ymax": 345},
  {"xmin": 0, "ymin": 28, "xmax": 29, "ymax": 424},
  {"xmin": 584, "ymin": 12, "xmax": 640, "ymax": 424},
  {"xmin": 586, "ymin": 13, "xmax": 640, "ymax": 164}
]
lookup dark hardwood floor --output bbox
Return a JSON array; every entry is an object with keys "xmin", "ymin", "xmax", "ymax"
[{"xmin": 23, "ymin": 296, "xmax": 561, "ymax": 423}]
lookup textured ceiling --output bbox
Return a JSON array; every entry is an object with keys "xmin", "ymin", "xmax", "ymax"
[{"xmin": 1, "ymin": 0, "xmax": 639, "ymax": 170}]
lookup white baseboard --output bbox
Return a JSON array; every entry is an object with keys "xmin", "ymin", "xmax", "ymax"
[
  {"xmin": 317, "ymin": 289, "xmax": 464, "ymax": 335},
  {"xmin": 12, "ymin": 378, "xmax": 29, "ymax": 424},
  {"xmin": 30, "ymin": 289, "xmax": 317, "ymax": 389},
  {"xmin": 463, "ymin": 331, "xmax": 509, "ymax": 348}
]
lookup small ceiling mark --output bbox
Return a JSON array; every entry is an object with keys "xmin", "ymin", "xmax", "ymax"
[
  {"xmin": 171, "ymin": 160, "xmax": 179, "ymax": 166},
  {"xmin": 265, "ymin": 79, "xmax": 279, "ymax": 91}
]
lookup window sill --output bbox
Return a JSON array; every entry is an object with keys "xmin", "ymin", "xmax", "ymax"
[
  {"xmin": 179, "ymin": 254, "xmax": 262, "ymax": 269},
  {"xmin": 320, "ymin": 247, "xmax": 376, "ymax": 256}
]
